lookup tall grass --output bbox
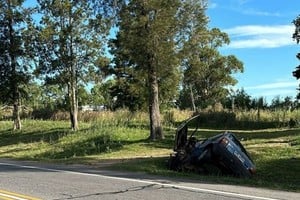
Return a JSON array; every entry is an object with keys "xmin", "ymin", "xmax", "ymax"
[
  {"xmin": 32, "ymin": 109, "xmax": 193, "ymax": 128},
  {"xmin": 2, "ymin": 106, "xmax": 300, "ymax": 130},
  {"xmin": 235, "ymin": 109, "xmax": 300, "ymax": 122},
  {"xmin": 192, "ymin": 109, "xmax": 300, "ymax": 129}
]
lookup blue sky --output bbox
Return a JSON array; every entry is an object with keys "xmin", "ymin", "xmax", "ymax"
[{"xmin": 206, "ymin": 0, "xmax": 300, "ymax": 102}]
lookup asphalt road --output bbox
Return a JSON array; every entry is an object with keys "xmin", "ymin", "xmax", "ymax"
[{"xmin": 0, "ymin": 159, "xmax": 299, "ymax": 200}]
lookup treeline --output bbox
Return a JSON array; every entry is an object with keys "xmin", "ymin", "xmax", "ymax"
[
  {"xmin": 2, "ymin": 82, "xmax": 296, "ymax": 113},
  {"xmin": 0, "ymin": 0, "xmax": 298, "ymax": 139}
]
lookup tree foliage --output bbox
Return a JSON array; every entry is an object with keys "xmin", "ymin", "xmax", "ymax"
[
  {"xmin": 0, "ymin": 0, "xmax": 35, "ymax": 129},
  {"xmin": 108, "ymin": 35, "xmax": 147, "ymax": 111},
  {"xmin": 179, "ymin": 9, "xmax": 244, "ymax": 110},
  {"xmin": 292, "ymin": 15, "xmax": 300, "ymax": 98},
  {"xmin": 108, "ymin": 0, "xmax": 244, "ymax": 138},
  {"xmin": 113, "ymin": 0, "xmax": 182, "ymax": 139},
  {"xmin": 233, "ymin": 88, "xmax": 251, "ymax": 110},
  {"xmin": 90, "ymin": 80, "xmax": 115, "ymax": 110},
  {"xmin": 36, "ymin": 0, "xmax": 112, "ymax": 130},
  {"xmin": 292, "ymin": 15, "xmax": 300, "ymax": 44}
]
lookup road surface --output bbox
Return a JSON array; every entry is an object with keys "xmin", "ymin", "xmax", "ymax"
[{"xmin": 0, "ymin": 159, "xmax": 299, "ymax": 200}]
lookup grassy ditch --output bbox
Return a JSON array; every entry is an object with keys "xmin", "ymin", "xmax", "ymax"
[{"xmin": 0, "ymin": 119, "xmax": 299, "ymax": 192}]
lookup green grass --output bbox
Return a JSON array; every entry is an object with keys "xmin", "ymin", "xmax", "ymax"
[{"xmin": 0, "ymin": 120, "xmax": 299, "ymax": 192}]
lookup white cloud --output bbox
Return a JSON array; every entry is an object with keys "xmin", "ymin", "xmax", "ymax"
[
  {"xmin": 241, "ymin": 9, "xmax": 281, "ymax": 17},
  {"xmin": 225, "ymin": 25, "xmax": 293, "ymax": 37},
  {"xmin": 224, "ymin": 25, "xmax": 295, "ymax": 48},
  {"xmin": 245, "ymin": 81, "xmax": 298, "ymax": 90}
]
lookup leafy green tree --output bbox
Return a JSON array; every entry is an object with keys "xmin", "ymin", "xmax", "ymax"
[
  {"xmin": 0, "ymin": 0, "xmax": 35, "ymax": 130},
  {"xmin": 77, "ymin": 86, "xmax": 90, "ymax": 107},
  {"xmin": 36, "ymin": 0, "xmax": 112, "ymax": 130},
  {"xmin": 90, "ymin": 80, "xmax": 115, "ymax": 110},
  {"xmin": 270, "ymin": 96, "xmax": 293, "ymax": 111},
  {"xmin": 115, "ymin": 0, "xmax": 181, "ymax": 139},
  {"xmin": 177, "ymin": 84, "xmax": 197, "ymax": 110},
  {"xmin": 108, "ymin": 35, "xmax": 147, "ymax": 111},
  {"xmin": 283, "ymin": 96, "xmax": 293, "ymax": 110},
  {"xmin": 250, "ymin": 97, "xmax": 267, "ymax": 110},
  {"xmin": 292, "ymin": 15, "xmax": 300, "ymax": 98},
  {"xmin": 42, "ymin": 84, "xmax": 67, "ymax": 110},
  {"xmin": 250, "ymin": 96, "xmax": 267, "ymax": 120},
  {"xmin": 223, "ymin": 88, "xmax": 251, "ymax": 111},
  {"xmin": 22, "ymin": 81, "xmax": 43, "ymax": 109},
  {"xmin": 270, "ymin": 96, "xmax": 282, "ymax": 110},
  {"xmin": 233, "ymin": 88, "xmax": 251, "ymax": 110},
  {"xmin": 22, "ymin": 82, "xmax": 68, "ymax": 111},
  {"xmin": 181, "ymin": 22, "xmax": 244, "ymax": 110}
]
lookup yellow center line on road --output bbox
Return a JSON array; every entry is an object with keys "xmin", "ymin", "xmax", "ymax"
[
  {"xmin": 0, "ymin": 190, "xmax": 41, "ymax": 200},
  {"xmin": 0, "ymin": 194, "xmax": 13, "ymax": 200}
]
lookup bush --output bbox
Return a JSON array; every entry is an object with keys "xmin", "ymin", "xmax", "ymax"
[
  {"xmin": 187, "ymin": 110, "xmax": 298, "ymax": 130},
  {"xmin": 30, "ymin": 108, "xmax": 56, "ymax": 120},
  {"xmin": 195, "ymin": 111, "xmax": 236, "ymax": 129}
]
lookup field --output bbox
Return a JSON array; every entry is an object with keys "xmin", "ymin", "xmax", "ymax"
[{"xmin": 0, "ymin": 110, "xmax": 299, "ymax": 192}]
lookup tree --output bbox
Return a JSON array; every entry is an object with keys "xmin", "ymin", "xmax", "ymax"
[
  {"xmin": 270, "ymin": 96, "xmax": 293, "ymax": 111},
  {"xmin": 0, "ymin": 0, "xmax": 35, "ymax": 130},
  {"xmin": 108, "ymin": 36, "xmax": 147, "ymax": 111},
  {"xmin": 36, "ymin": 0, "xmax": 112, "ymax": 130},
  {"xmin": 292, "ymin": 15, "xmax": 300, "ymax": 98},
  {"xmin": 250, "ymin": 96, "xmax": 267, "ymax": 120},
  {"xmin": 270, "ymin": 96, "xmax": 282, "ymax": 110},
  {"xmin": 90, "ymin": 80, "xmax": 115, "ymax": 110},
  {"xmin": 115, "ymin": 0, "xmax": 181, "ymax": 140},
  {"xmin": 42, "ymin": 84, "xmax": 67, "ymax": 110},
  {"xmin": 77, "ymin": 86, "xmax": 90, "ymax": 107},
  {"xmin": 181, "ymin": 18, "xmax": 244, "ymax": 110},
  {"xmin": 22, "ymin": 81, "xmax": 43, "ymax": 109},
  {"xmin": 233, "ymin": 88, "xmax": 251, "ymax": 110}
]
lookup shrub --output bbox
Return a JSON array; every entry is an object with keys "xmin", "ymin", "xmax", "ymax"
[
  {"xmin": 30, "ymin": 108, "xmax": 56, "ymax": 120},
  {"xmin": 195, "ymin": 111, "xmax": 236, "ymax": 129}
]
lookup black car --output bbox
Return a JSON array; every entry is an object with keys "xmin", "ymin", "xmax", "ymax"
[{"xmin": 168, "ymin": 115, "xmax": 256, "ymax": 178}]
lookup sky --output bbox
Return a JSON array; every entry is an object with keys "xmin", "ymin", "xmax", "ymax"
[{"xmin": 206, "ymin": 0, "xmax": 300, "ymax": 103}]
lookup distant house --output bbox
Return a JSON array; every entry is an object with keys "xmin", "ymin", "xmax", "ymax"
[
  {"xmin": 80, "ymin": 105, "xmax": 106, "ymax": 112},
  {"xmin": 80, "ymin": 105, "xmax": 94, "ymax": 112}
]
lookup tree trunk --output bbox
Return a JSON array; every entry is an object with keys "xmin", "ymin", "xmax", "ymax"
[
  {"xmin": 11, "ymin": 62, "xmax": 21, "ymax": 130},
  {"xmin": 13, "ymin": 93, "xmax": 21, "ymax": 130},
  {"xmin": 148, "ymin": 63, "xmax": 163, "ymax": 140},
  {"xmin": 8, "ymin": 1, "xmax": 21, "ymax": 131},
  {"xmin": 189, "ymin": 85, "xmax": 196, "ymax": 112},
  {"xmin": 68, "ymin": 25, "xmax": 78, "ymax": 131},
  {"xmin": 70, "ymin": 83, "xmax": 78, "ymax": 131},
  {"xmin": 69, "ymin": 65, "xmax": 79, "ymax": 131},
  {"xmin": 231, "ymin": 97, "xmax": 235, "ymax": 112}
]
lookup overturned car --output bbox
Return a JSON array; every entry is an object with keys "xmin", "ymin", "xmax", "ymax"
[{"xmin": 168, "ymin": 115, "xmax": 256, "ymax": 178}]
